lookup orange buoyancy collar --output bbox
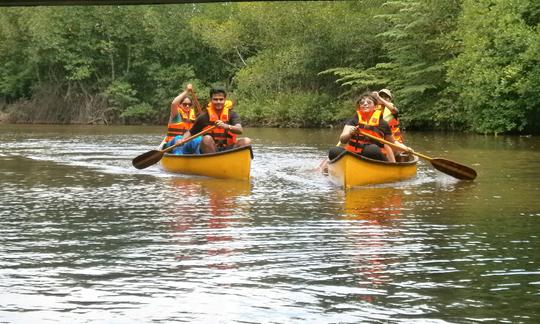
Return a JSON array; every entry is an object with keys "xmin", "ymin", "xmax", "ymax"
[
  {"xmin": 388, "ymin": 118, "xmax": 403, "ymax": 143},
  {"xmin": 345, "ymin": 109, "xmax": 385, "ymax": 153},
  {"xmin": 378, "ymin": 104, "xmax": 404, "ymax": 144},
  {"xmin": 164, "ymin": 108, "xmax": 197, "ymax": 142},
  {"xmin": 205, "ymin": 100, "xmax": 237, "ymax": 148}
]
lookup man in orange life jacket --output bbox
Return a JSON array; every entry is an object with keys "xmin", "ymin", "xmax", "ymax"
[
  {"xmin": 182, "ymin": 86, "xmax": 251, "ymax": 154},
  {"xmin": 328, "ymin": 92, "xmax": 409, "ymax": 162},
  {"xmin": 162, "ymin": 83, "xmax": 200, "ymax": 154}
]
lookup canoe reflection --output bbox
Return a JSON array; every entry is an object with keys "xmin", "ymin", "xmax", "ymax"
[
  {"xmin": 166, "ymin": 178, "xmax": 252, "ymax": 270},
  {"xmin": 343, "ymin": 187, "xmax": 406, "ymax": 302},
  {"xmin": 344, "ymin": 187, "xmax": 404, "ymax": 221}
]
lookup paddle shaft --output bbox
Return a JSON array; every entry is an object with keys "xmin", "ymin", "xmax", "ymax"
[
  {"xmin": 189, "ymin": 89, "xmax": 203, "ymax": 115},
  {"xmin": 161, "ymin": 126, "xmax": 216, "ymax": 153},
  {"xmin": 132, "ymin": 126, "xmax": 216, "ymax": 169},
  {"xmin": 358, "ymin": 131, "xmax": 419, "ymax": 157},
  {"xmin": 358, "ymin": 130, "xmax": 477, "ymax": 180}
]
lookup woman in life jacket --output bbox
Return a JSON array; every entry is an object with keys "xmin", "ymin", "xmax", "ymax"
[
  {"xmin": 328, "ymin": 92, "xmax": 410, "ymax": 162},
  {"xmin": 182, "ymin": 86, "xmax": 251, "ymax": 154},
  {"xmin": 162, "ymin": 83, "xmax": 201, "ymax": 154}
]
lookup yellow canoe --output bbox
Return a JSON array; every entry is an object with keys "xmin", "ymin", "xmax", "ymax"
[
  {"xmin": 160, "ymin": 145, "xmax": 253, "ymax": 180},
  {"xmin": 328, "ymin": 151, "xmax": 418, "ymax": 188}
]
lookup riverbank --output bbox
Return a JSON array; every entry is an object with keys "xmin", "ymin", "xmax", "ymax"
[{"xmin": 2, "ymin": 95, "xmax": 539, "ymax": 134}]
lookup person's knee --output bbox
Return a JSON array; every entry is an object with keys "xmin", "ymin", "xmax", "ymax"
[
  {"xmin": 362, "ymin": 144, "xmax": 387, "ymax": 161},
  {"xmin": 328, "ymin": 147, "xmax": 344, "ymax": 160},
  {"xmin": 242, "ymin": 137, "xmax": 252, "ymax": 146},
  {"xmin": 182, "ymin": 137, "xmax": 201, "ymax": 154},
  {"xmin": 235, "ymin": 137, "xmax": 251, "ymax": 147},
  {"xmin": 165, "ymin": 135, "xmax": 181, "ymax": 147},
  {"xmin": 200, "ymin": 135, "xmax": 216, "ymax": 153},
  {"xmin": 201, "ymin": 135, "xmax": 214, "ymax": 145}
]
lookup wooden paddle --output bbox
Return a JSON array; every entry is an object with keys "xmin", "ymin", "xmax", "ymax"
[
  {"xmin": 132, "ymin": 126, "xmax": 216, "ymax": 170},
  {"xmin": 189, "ymin": 88, "xmax": 203, "ymax": 115},
  {"xmin": 359, "ymin": 131, "xmax": 477, "ymax": 180}
]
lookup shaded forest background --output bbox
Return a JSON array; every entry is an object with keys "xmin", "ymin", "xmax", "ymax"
[{"xmin": 1, "ymin": 0, "xmax": 539, "ymax": 134}]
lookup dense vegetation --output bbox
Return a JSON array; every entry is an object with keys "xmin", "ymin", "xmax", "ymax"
[{"xmin": 1, "ymin": 0, "xmax": 539, "ymax": 134}]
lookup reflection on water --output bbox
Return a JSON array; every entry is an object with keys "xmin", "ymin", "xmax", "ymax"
[
  {"xmin": 342, "ymin": 188, "xmax": 405, "ymax": 303},
  {"xmin": 344, "ymin": 187, "xmax": 405, "ymax": 220},
  {"xmin": 166, "ymin": 179, "xmax": 252, "ymax": 270},
  {"xmin": 0, "ymin": 125, "xmax": 539, "ymax": 323}
]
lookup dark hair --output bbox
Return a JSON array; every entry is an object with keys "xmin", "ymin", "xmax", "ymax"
[
  {"xmin": 209, "ymin": 86, "xmax": 227, "ymax": 97},
  {"xmin": 355, "ymin": 91, "xmax": 377, "ymax": 105}
]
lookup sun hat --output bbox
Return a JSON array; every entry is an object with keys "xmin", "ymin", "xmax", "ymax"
[{"xmin": 379, "ymin": 88, "xmax": 393, "ymax": 99}]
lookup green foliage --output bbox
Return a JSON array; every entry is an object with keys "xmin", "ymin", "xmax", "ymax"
[
  {"xmin": 120, "ymin": 102, "xmax": 155, "ymax": 124},
  {"xmin": 104, "ymin": 81, "xmax": 138, "ymax": 109},
  {"xmin": 1, "ymin": 1, "xmax": 539, "ymax": 133},
  {"xmin": 237, "ymin": 91, "xmax": 338, "ymax": 128},
  {"xmin": 103, "ymin": 80, "xmax": 139, "ymax": 122},
  {"xmin": 0, "ymin": 9, "xmax": 34, "ymax": 99},
  {"xmin": 446, "ymin": 0, "xmax": 539, "ymax": 133},
  {"xmin": 319, "ymin": 0, "xmax": 465, "ymax": 130}
]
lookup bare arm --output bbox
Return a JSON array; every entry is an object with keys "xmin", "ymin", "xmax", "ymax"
[
  {"xmin": 384, "ymin": 144, "xmax": 396, "ymax": 163},
  {"xmin": 215, "ymin": 120, "xmax": 243, "ymax": 134},
  {"xmin": 170, "ymin": 84, "xmax": 193, "ymax": 120},
  {"xmin": 374, "ymin": 92, "xmax": 398, "ymax": 115},
  {"xmin": 384, "ymin": 134, "xmax": 410, "ymax": 152},
  {"xmin": 339, "ymin": 125, "xmax": 357, "ymax": 144}
]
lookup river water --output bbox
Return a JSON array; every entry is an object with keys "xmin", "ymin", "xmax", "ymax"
[{"xmin": 0, "ymin": 124, "xmax": 539, "ymax": 323}]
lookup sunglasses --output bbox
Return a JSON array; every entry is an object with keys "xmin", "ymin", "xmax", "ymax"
[
  {"xmin": 181, "ymin": 102, "xmax": 192, "ymax": 107},
  {"xmin": 358, "ymin": 99, "xmax": 374, "ymax": 106}
]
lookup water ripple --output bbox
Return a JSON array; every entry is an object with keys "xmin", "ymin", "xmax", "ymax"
[{"xmin": 1, "ymin": 126, "xmax": 539, "ymax": 323}]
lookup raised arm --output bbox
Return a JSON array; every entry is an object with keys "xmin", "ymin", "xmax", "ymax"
[
  {"xmin": 373, "ymin": 91, "xmax": 398, "ymax": 115},
  {"xmin": 170, "ymin": 84, "xmax": 193, "ymax": 120}
]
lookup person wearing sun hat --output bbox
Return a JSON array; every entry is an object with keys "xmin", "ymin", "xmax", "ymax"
[
  {"xmin": 373, "ymin": 88, "xmax": 404, "ymax": 144},
  {"xmin": 327, "ymin": 91, "xmax": 410, "ymax": 163}
]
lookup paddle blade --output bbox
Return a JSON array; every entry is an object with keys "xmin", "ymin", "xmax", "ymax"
[
  {"xmin": 132, "ymin": 150, "xmax": 164, "ymax": 169},
  {"xmin": 430, "ymin": 158, "xmax": 477, "ymax": 180}
]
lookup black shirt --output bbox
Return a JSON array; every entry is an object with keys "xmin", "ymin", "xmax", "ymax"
[
  {"xmin": 345, "ymin": 114, "xmax": 392, "ymax": 137},
  {"xmin": 189, "ymin": 111, "xmax": 241, "ymax": 135}
]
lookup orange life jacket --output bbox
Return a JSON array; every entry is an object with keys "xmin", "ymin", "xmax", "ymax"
[
  {"xmin": 378, "ymin": 104, "xmax": 404, "ymax": 144},
  {"xmin": 204, "ymin": 101, "xmax": 237, "ymax": 148},
  {"xmin": 388, "ymin": 118, "xmax": 403, "ymax": 143},
  {"xmin": 345, "ymin": 109, "xmax": 385, "ymax": 154},
  {"xmin": 164, "ymin": 107, "xmax": 196, "ymax": 142}
]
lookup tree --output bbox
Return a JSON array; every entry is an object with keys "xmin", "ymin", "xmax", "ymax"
[{"xmin": 447, "ymin": 0, "xmax": 539, "ymax": 134}]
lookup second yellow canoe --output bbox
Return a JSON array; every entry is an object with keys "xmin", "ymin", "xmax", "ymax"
[{"xmin": 328, "ymin": 151, "xmax": 418, "ymax": 188}]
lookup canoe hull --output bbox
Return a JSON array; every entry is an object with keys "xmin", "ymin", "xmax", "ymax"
[
  {"xmin": 328, "ymin": 151, "xmax": 418, "ymax": 188},
  {"xmin": 160, "ymin": 145, "xmax": 253, "ymax": 180}
]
